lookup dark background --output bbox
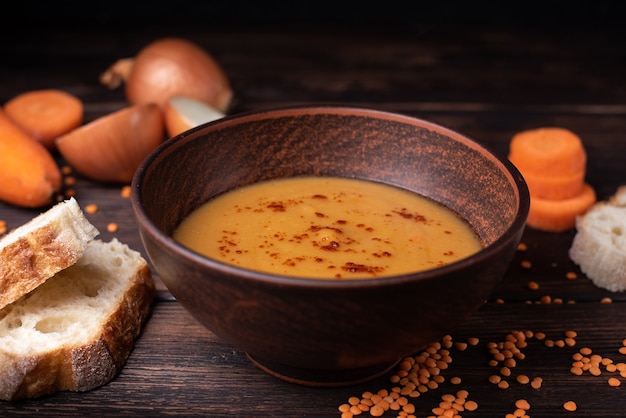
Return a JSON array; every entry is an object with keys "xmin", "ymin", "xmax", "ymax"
[{"xmin": 8, "ymin": 0, "xmax": 626, "ymax": 27}]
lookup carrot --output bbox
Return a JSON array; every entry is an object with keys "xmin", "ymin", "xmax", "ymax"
[
  {"xmin": 508, "ymin": 126, "xmax": 595, "ymax": 232},
  {"xmin": 3, "ymin": 89, "xmax": 83, "ymax": 149},
  {"xmin": 0, "ymin": 109, "xmax": 62, "ymax": 207},
  {"xmin": 522, "ymin": 169, "xmax": 586, "ymax": 200},
  {"xmin": 527, "ymin": 183, "xmax": 597, "ymax": 232},
  {"xmin": 508, "ymin": 127, "xmax": 586, "ymax": 176}
]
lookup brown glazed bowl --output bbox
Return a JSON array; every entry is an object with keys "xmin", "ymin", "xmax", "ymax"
[{"xmin": 131, "ymin": 105, "xmax": 529, "ymax": 387}]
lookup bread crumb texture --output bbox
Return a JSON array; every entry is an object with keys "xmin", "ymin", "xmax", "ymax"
[
  {"xmin": 0, "ymin": 238, "xmax": 154, "ymax": 400},
  {"xmin": 569, "ymin": 186, "xmax": 626, "ymax": 292},
  {"xmin": 0, "ymin": 198, "xmax": 98, "ymax": 310}
]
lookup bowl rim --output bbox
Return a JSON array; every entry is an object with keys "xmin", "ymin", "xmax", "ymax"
[{"xmin": 131, "ymin": 104, "xmax": 530, "ymax": 290}]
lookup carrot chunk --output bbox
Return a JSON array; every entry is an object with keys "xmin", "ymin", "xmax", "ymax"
[
  {"xmin": 527, "ymin": 183, "xmax": 596, "ymax": 232},
  {"xmin": 0, "ymin": 109, "xmax": 62, "ymax": 207},
  {"xmin": 522, "ymin": 169, "xmax": 586, "ymax": 200},
  {"xmin": 508, "ymin": 127, "xmax": 586, "ymax": 176},
  {"xmin": 4, "ymin": 89, "xmax": 83, "ymax": 149},
  {"xmin": 508, "ymin": 127, "xmax": 595, "ymax": 232}
]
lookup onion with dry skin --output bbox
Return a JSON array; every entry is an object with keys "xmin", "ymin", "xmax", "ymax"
[
  {"xmin": 100, "ymin": 38, "xmax": 233, "ymax": 113},
  {"xmin": 56, "ymin": 103, "xmax": 164, "ymax": 183},
  {"xmin": 164, "ymin": 95, "xmax": 225, "ymax": 138}
]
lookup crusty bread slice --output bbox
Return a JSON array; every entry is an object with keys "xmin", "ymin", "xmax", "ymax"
[
  {"xmin": 0, "ymin": 197, "xmax": 99, "ymax": 310},
  {"xmin": 569, "ymin": 187, "xmax": 626, "ymax": 292},
  {"xmin": 0, "ymin": 238, "xmax": 155, "ymax": 400}
]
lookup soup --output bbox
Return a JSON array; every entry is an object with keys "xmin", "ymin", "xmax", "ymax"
[{"xmin": 173, "ymin": 176, "xmax": 483, "ymax": 279}]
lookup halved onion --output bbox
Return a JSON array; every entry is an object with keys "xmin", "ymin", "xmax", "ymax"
[
  {"xmin": 164, "ymin": 96, "xmax": 225, "ymax": 138},
  {"xmin": 56, "ymin": 104, "xmax": 164, "ymax": 183}
]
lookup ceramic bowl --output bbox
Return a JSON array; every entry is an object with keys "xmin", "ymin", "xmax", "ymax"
[{"xmin": 131, "ymin": 105, "xmax": 529, "ymax": 386}]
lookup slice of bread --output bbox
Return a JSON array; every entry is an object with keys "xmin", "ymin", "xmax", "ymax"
[
  {"xmin": 0, "ymin": 197, "xmax": 99, "ymax": 310},
  {"xmin": 569, "ymin": 186, "xmax": 626, "ymax": 292},
  {"xmin": 0, "ymin": 238, "xmax": 155, "ymax": 400}
]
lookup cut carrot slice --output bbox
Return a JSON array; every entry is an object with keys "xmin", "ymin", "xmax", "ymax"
[
  {"xmin": 508, "ymin": 127, "xmax": 586, "ymax": 176},
  {"xmin": 522, "ymin": 169, "xmax": 586, "ymax": 200},
  {"xmin": 527, "ymin": 183, "xmax": 597, "ymax": 232},
  {"xmin": 4, "ymin": 89, "xmax": 84, "ymax": 149}
]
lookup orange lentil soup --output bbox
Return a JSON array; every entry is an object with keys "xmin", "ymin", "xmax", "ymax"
[{"xmin": 173, "ymin": 176, "xmax": 483, "ymax": 279}]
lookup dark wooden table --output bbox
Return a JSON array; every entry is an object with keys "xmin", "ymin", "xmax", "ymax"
[{"xmin": 2, "ymin": 15, "xmax": 626, "ymax": 417}]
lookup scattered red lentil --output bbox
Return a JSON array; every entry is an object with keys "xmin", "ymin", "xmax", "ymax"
[
  {"xmin": 520, "ymin": 260, "xmax": 532, "ymax": 269},
  {"xmin": 107, "ymin": 222, "xmax": 119, "ymax": 233},
  {"xmin": 565, "ymin": 271, "xmax": 578, "ymax": 280},
  {"xmin": 601, "ymin": 297, "xmax": 613, "ymax": 304},
  {"xmin": 121, "ymin": 185, "xmax": 132, "ymax": 198},
  {"xmin": 563, "ymin": 400, "xmax": 577, "ymax": 412},
  {"xmin": 0, "ymin": 220, "xmax": 6, "ymax": 235},
  {"xmin": 608, "ymin": 377, "xmax": 621, "ymax": 387},
  {"xmin": 515, "ymin": 398, "xmax": 530, "ymax": 411},
  {"xmin": 527, "ymin": 280, "xmax": 539, "ymax": 290},
  {"xmin": 467, "ymin": 337, "xmax": 480, "ymax": 346},
  {"xmin": 64, "ymin": 176, "xmax": 77, "ymax": 186},
  {"xmin": 530, "ymin": 377, "xmax": 543, "ymax": 389},
  {"xmin": 516, "ymin": 242, "xmax": 527, "ymax": 251},
  {"xmin": 85, "ymin": 203, "xmax": 98, "ymax": 214}
]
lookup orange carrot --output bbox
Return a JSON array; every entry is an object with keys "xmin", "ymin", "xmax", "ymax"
[
  {"xmin": 522, "ymin": 169, "xmax": 586, "ymax": 200},
  {"xmin": 527, "ymin": 183, "xmax": 596, "ymax": 232},
  {"xmin": 0, "ymin": 109, "xmax": 62, "ymax": 207},
  {"xmin": 3, "ymin": 89, "xmax": 83, "ymax": 149},
  {"xmin": 508, "ymin": 127, "xmax": 586, "ymax": 176},
  {"xmin": 508, "ymin": 126, "xmax": 595, "ymax": 232}
]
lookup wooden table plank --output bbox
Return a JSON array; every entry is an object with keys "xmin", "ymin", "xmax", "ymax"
[
  {"xmin": 5, "ymin": 301, "xmax": 626, "ymax": 417},
  {"xmin": 2, "ymin": 21, "xmax": 626, "ymax": 416}
]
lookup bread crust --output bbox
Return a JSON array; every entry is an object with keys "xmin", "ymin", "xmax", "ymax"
[
  {"xmin": 0, "ymin": 198, "xmax": 98, "ymax": 310},
  {"xmin": 0, "ymin": 242, "xmax": 155, "ymax": 401}
]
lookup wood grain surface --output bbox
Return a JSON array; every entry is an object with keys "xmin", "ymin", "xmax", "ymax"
[{"xmin": 2, "ymin": 14, "xmax": 626, "ymax": 417}]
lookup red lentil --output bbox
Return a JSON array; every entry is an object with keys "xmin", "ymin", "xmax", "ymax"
[
  {"xmin": 527, "ymin": 280, "xmax": 540, "ymax": 290},
  {"xmin": 520, "ymin": 260, "xmax": 532, "ymax": 269},
  {"xmin": 121, "ymin": 185, "xmax": 132, "ymax": 198},
  {"xmin": 464, "ymin": 400, "xmax": 478, "ymax": 411},
  {"xmin": 530, "ymin": 377, "xmax": 543, "ymax": 389},
  {"xmin": 540, "ymin": 295, "xmax": 552, "ymax": 304},
  {"xmin": 517, "ymin": 242, "xmax": 527, "ymax": 251},
  {"xmin": 0, "ymin": 220, "xmax": 7, "ymax": 235},
  {"xmin": 64, "ymin": 176, "xmax": 76, "ymax": 186},
  {"xmin": 107, "ymin": 222, "xmax": 119, "ymax": 232},
  {"xmin": 608, "ymin": 377, "xmax": 621, "ymax": 387},
  {"xmin": 601, "ymin": 297, "xmax": 613, "ymax": 304},
  {"xmin": 370, "ymin": 405, "xmax": 384, "ymax": 416},
  {"xmin": 563, "ymin": 400, "xmax": 577, "ymax": 411},
  {"xmin": 85, "ymin": 203, "xmax": 98, "ymax": 214},
  {"xmin": 467, "ymin": 337, "xmax": 479, "ymax": 346}
]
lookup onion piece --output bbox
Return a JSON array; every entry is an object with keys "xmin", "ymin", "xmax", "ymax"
[
  {"xmin": 100, "ymin": 37, "xmax": 233, "ymax": 113},
  {"xmin": 164, "ymin": 96, "xmax": 225, "ymax": 138},
  {"xmin": 56, "ymin": 104, "xmax": 164, "ymax": 183}
]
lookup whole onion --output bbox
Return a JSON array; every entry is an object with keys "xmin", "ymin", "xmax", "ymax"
[{"xmin": 100, "ymin": 38, "xmax": 233, "ymax": 113}]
